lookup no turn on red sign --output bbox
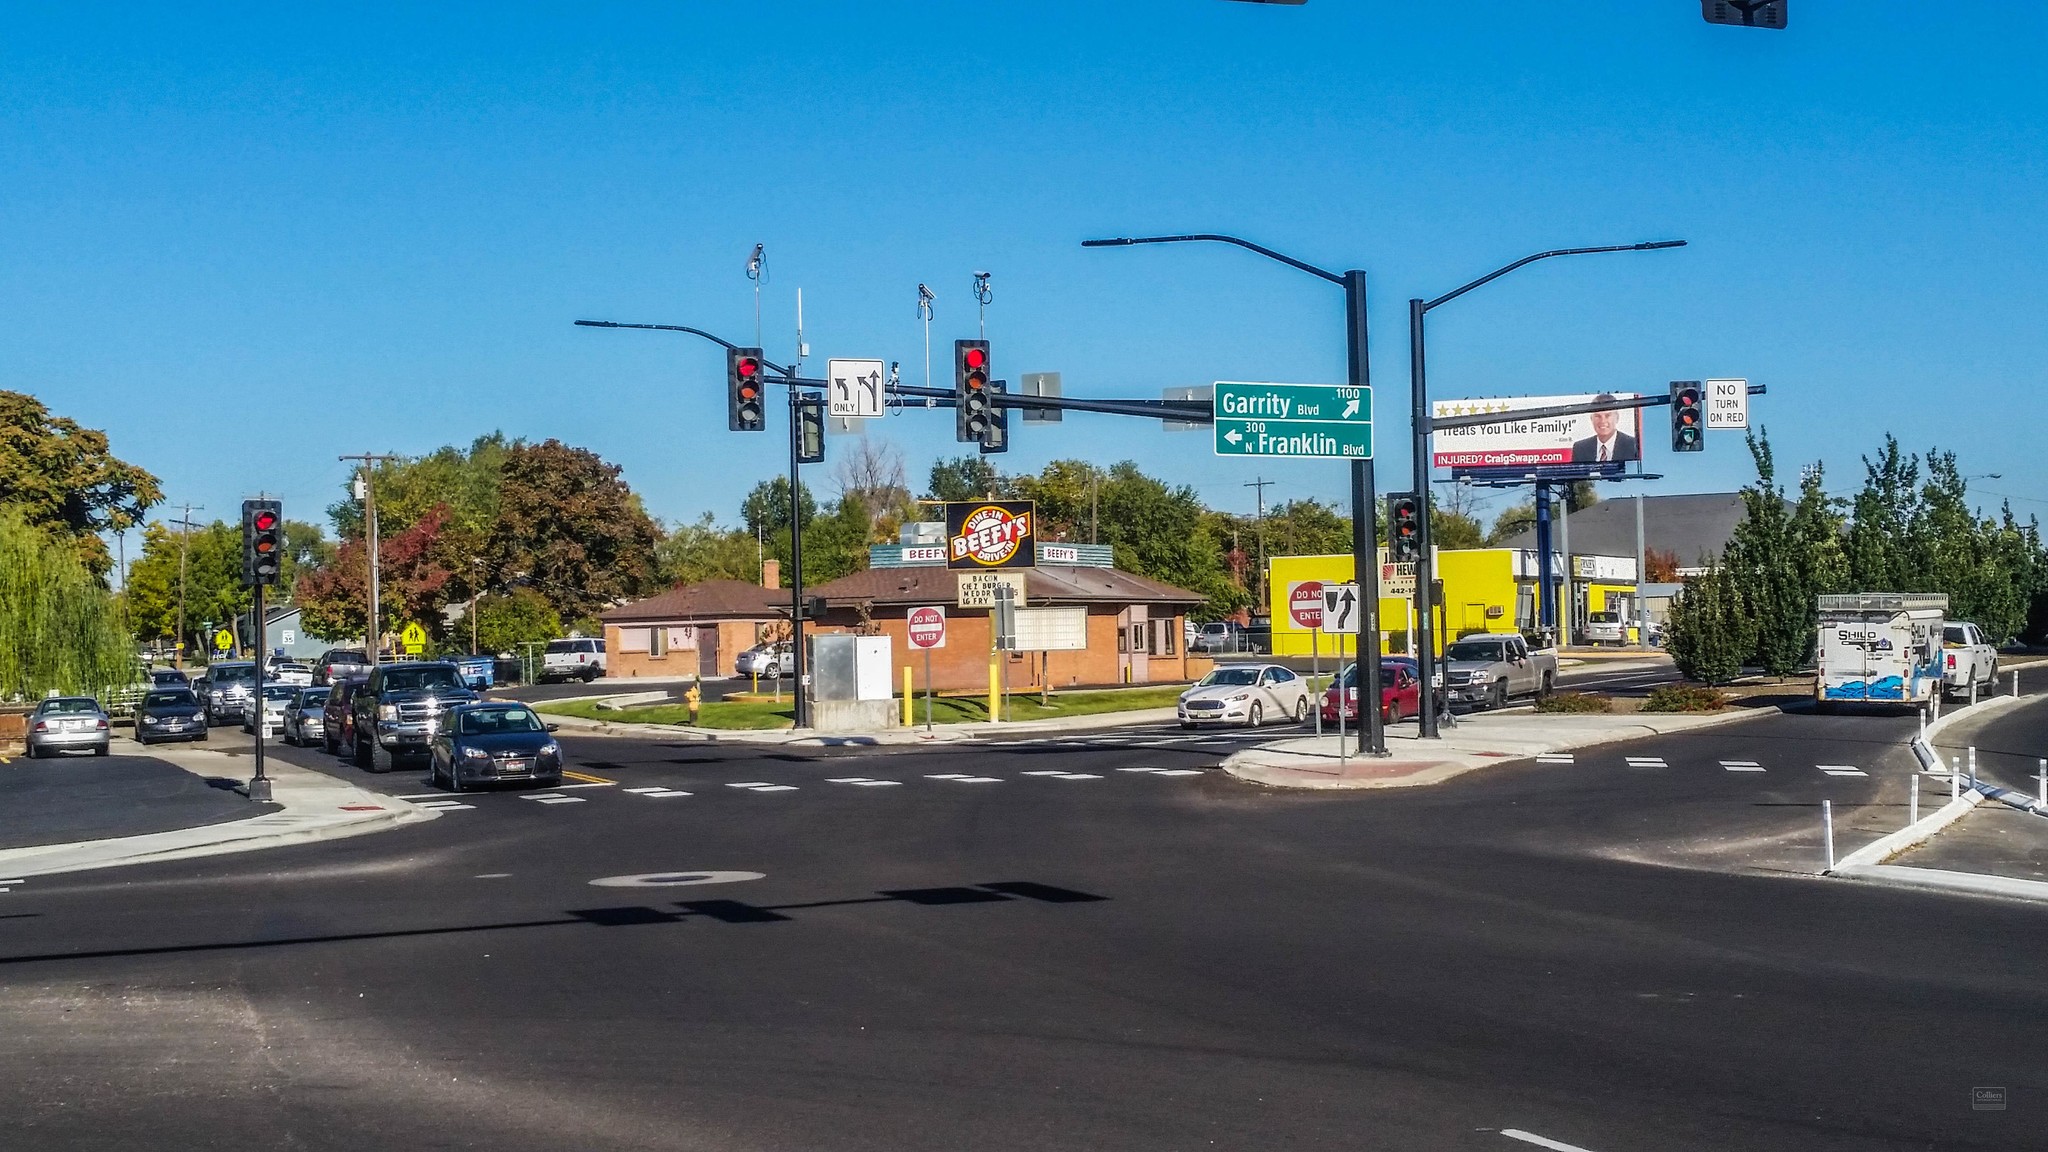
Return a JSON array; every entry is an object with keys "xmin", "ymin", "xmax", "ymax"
[
  {"xmin": 1288, "ymin": 581, "xmax": 1325, "ymax": 630},
  {"xmin": 907, "ymin": 606, "xmax": 947, "ymax": 650}
]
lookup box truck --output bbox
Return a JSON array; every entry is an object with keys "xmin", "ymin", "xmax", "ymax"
[{"xmin": 1815, "ymin": 593, "xmax": 1946, "ymax": 708}]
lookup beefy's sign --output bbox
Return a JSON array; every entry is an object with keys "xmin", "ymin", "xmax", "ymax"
[{"xmin": 945, "ymin": 501, "xmax": 1037, "ymax": 570}]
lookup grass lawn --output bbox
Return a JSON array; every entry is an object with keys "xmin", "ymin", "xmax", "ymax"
[{"xmin": 535, "ymin": 684, "xmax": 1189, "ymax": 730}]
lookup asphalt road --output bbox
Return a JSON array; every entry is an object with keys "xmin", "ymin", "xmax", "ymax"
[
  {"xmin": 3, "ymin": 700, "xmax": 2044, "ymax": 1150},
  {"xmin": 0, "ymin": 748, "xmax": 276, "ymax": 850}
]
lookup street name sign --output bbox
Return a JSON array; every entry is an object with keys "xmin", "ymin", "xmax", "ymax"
[
  {"xmin": 828, "ymin": 359, "xmax": 886, "ymax": 418},
  {"xmin": 1320, "ymin": 583, "xmax": 1362, "ymax": 635},
  {"xmin": 907, "ymin": 605, "xmax": 947, "ymax": 650},
  {"xmin": 1212, "ymin": 381, "xmax": 1371, "ymax": 459},
  {"xmin": 1288, "ymin": 580, "xmax": 1325, "ymax": 630},
  {"xmin": 1705, "ymin": 378, "xmax": 1749, "ymax": 430},
  {"xmin": 958, "ymin": 570, "xmax": 1028, "ymax": 609}
]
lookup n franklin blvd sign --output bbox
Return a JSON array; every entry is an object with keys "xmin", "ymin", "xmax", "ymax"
[{"xmin": 1212, "ymin": 381, "xmax": 1372, "ymax": 459}]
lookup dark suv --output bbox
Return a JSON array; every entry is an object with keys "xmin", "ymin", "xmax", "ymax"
[
  {"xmin": 349, "ymin": 661, "xmax": 478, "ymax": 771},
  {"xmin": 313, "ymin": 648, "xmax": 370, "ymax": 686},
  {"xmin": 321, "ymin": 674, "xmax": 369, "ymax": 756}
]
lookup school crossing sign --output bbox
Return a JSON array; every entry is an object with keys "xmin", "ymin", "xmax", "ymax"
[{"xmin": 1212, "ymin": 381, "xmax": 1372, "ymax": 459}]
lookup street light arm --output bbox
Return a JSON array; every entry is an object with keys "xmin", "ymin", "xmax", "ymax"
[
  {"xmin": 1081, "ymin": 234, "xmax": 1345, "ymax": 285},
  {"xmin": 574, "ymin": 319, "xmax": 793, "ymax": 375},
  {"xmin": 1422, "ymin": 240, "xmax": 1686, "ymax": 312}
]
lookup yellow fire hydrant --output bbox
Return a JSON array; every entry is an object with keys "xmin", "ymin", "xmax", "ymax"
[{"xmin": 685, "ymin": 679, "xmax": 703, "ymax": 725}]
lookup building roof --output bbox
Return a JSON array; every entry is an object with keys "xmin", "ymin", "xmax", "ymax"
[
  {"xmin": 600, "ymin": 580, "xmax": 785, "ymax": 623},
  {"xmin": 1496, "ymin": 492, "xmax": 1750, "ymax": 565},
  {"xmin": 807, "ymin": 565, "xmax": 1208, "ymax": 608}
]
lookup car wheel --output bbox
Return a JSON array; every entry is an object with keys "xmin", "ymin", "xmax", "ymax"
[
  {"xmin": 1537, "ymin": 673, "xmax": 1553, "ymax": 701},
  {"xmin": 323, "ymin": 731, "xmax": 337, "ymax": 755},
  {"xmin": 94, "ymin": 743, "xmax": 109, "ymax": 757},
  {"xmin": 764, "ymin": 663, "xmax": 779, "ymax": 679},
  {"xmin": 1247, "ymin": 702, "xmax": 1263, "ymax": 728},
  {"xmin": 1386, "ymin": 700, "xmax": 1404, "ymax": 724},
  {"xmin": 352, "ymin": 734, "xmax": 371, "ymax": 769},
  {"xmin": 1493, "ymin": 682, "xmax": 1509, "ymax": 710},
  {"xmin": 1292, "ymin": 695, "xmax": 1310, "ymax": 723},
  {"xmin": 24, "ymin": 745, "xmax": 39, "ymax": 760},
  {"xmin": 197, "ymin": 730, "xmax": 208, "ymax": 742},
  {"xmin": 446, "ymin": 761, "xmax": 464, "ymax": 793}
]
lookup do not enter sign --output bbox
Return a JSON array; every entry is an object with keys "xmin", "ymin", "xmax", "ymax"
[
  {"xmin": 907, "ymin": 606, "xmax": 947, "ymax": 650},
  {"xmin": 1288, "ymin": 581, "xmax": 1325, "ymax": 630}
]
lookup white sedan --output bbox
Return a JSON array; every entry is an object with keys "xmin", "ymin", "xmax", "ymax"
[{"xmin": 1177, "ymin": 663, "xmax": 1311, "ymax": 728}]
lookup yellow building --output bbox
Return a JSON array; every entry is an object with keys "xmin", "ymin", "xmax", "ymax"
[{"xmin": 1266, "ymin": 549, "xmax": 1639, "ymax": 655}]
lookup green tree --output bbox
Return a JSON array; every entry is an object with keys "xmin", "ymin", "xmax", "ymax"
[
  {"xmin": 0, "ymin": 510, "xmax": 136, "ymax": 699},
  {"xmin": 1094, "ymin": 462, "xmax": 1245, "ymax": 617},
  {"xmin": 1664, "ymin": 564, "xmax": 1752, "ymax": 685},
  {"xmin": 488, "ymin": 440, "xmax": 658, "ymax": 620},
  {"xmin": 328, "ymin": 433, "xmax": 512, "ymax": 541},
  {"xmin": 0, "ymin": 391, "xmax": 162, "ymax": 578},
  {"xmin": 1724, "ymin": 430, "xmax": 1809, "ymax": 675},
  {"xmin": 1265, "ymin": 499, "xmax": 1352, "ymax": 557},
  {"xmin": 472, "ymin": 588, "xmax": 563, "ymax": 655},
  {"xmin": 925, "ymin": 456, "xmax": 1004, "ymax": 503},
  {"xmin": 1844, "ymin": 435, "xmax": 1918, "ymax": 592},
  {"xmin": 656, "ymin": 513, "xmax": 763, "ymax": 586}
]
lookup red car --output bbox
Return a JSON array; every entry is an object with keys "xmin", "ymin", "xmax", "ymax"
[{"xmin": 1320, "ymin": 662, "xmax": 1423, "ymax": 725}]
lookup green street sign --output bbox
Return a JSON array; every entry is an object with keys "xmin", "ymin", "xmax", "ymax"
[{"xmin": 1212, "ymin": 381, "xmax": 1372, "ymax": 459}]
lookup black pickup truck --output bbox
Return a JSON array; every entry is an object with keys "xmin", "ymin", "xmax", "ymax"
[{"xmin": 349, "ymin": 661, "xmax": 478, "ymax": 771}]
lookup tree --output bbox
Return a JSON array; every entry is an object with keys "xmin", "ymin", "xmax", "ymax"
[
  {"xmin": 1487, "ymin": 500, "xmax": 1536, "ymax": 546},
  {"xmin": 0, "ymin": 391, "xmax": 162, "ymax": 578},
  {"xmin": 1643, "ymin": 548, "xmax": 1681, "ymax": 582},
  {"xmin": 328, "ymin": 433, "xmax": 512, "ymax": 541},
  {"xmin": 1844, "ymin": 436, "xmax": 1918, "ymax": 592},
  {"xmin": 472, "ymin": 589, "xmax": 563, "ymax": 655},
  {"xmin": 295, "ymin": 505, "xmax": 459, "ymax": 644},
  {"xmin": 488, "ymin": 440, "xmax": 658, "ymax": 621},
  {"xmin": 0, "ymin": 510, "xmax": 136, "ymax": 699},
  {"xmin": 1724, "ymin": 430, "xmax": 1809, "ymax": 675},
  {"xmin": 1265, "ymin": 499, "xmax": 1351, "ymax": 557},
  {"xmin": 1664, "ymin": 565, "xmax": 1751, "ymax": 685},
  {"xmin": 832, "ymin": 437, "xmax": 916, "ymax": 542},
  {"xmin": 925, "ymin": 456, "xmax": 1003, "ymax": 503},
  {"xmin": 1094, "ymin": 462, "xmax": 1246, "ymax": 617},
  {"xmin": 656, "ymin": 513, "xmax": 762, "ymax": 586}
]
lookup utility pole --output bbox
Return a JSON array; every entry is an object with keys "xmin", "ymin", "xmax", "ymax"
[
  {"xmin": 1244, "ymin": 476, "xmax": 1273, "ymax": 609},
  {"xmin": 339, "ymin": 453, "xmax": 400, "ymax": 666},
  {"xmin": 170, "ymin": 503, "xmax": 204, "ymax": 670}
]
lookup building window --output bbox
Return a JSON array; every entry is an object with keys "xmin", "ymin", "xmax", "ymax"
[
  {"xmin": 649, "ymin": 628, "xmax": 668, "ymax": 657},
  {"xmin": 1117, "ymin": 627, "xmax": 1128, "ymax": 654},
  {"xmin": 1163, "ymin": 618, "xmax": 1176, "ymax": 655},
  {"xmin": 1145, "ymin": 620, "xmax": 1159, "ymax": 655}
]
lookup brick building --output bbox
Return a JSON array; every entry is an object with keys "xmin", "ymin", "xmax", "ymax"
[
  {"xmin": 805, "ymin": 562, "xmax": 1211, "ymax": 693},
  {"xmin": 599, "ymin": 578, "xmax": 785, "ymax": 679}
]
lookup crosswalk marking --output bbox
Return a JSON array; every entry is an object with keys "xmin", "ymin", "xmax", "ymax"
[
  {"xmin": 1535, "ymin": 754, "xmax": 1575, "ymax": 765},
  {"xmin": 1818, "ymin": 765, "xmax": 1868, "ymax": 777},
  {"xmin": 827, "ymin": 777, "xmax": 903, "ymax": 787},
  {"xmin": 1049, "ymin": 773, "xmax": 1101, "ymax": 780},
  {"xmin": 1721, "ymin": 761, "xmax": 1767, "ymax": 772},
  {"xmin": 1150, "ymin": 769, "xmax": 1204, "ymax": 777},
  {"xmin": 623, "ymin": 786, "xmax": 670, "ymax": 794},
  {"xmin": 1021, "ymin": 770, "xmax": 1072, "ymax": 776},
  {"xmin": 1625, "ymin": 757, "xmax": 1667, "ymax": 768},
  {"xmin": 414, "ymin": 799, "xmax": 475, "ymax": 811},
  {"xmin": 523, "ymin": 794, "xmax": 586, "ymax": 805},
  {"xmin": 727, "ymin": 782, "xmax": 798, "ymax": 792}
]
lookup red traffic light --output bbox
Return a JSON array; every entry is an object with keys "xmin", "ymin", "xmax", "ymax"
[
  {"xmin": 253, "ymin": 511, "xmax": 277, "ymax": 531},
  {"xmin": 735, "ymin": 356, "xmax": 759, "ymax": 379},
  {"xmin": 963, "ymin": 347, "xmax": 987, "ymax": 370}
]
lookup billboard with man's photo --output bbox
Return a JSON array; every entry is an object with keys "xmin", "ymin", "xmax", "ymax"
[{"xmin": 1430, "ymin": 393, "xmax": 1643, "ymax": 471}]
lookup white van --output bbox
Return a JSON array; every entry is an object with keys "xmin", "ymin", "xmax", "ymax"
[{"xmin": 541, "ymin": 637, "xmax": 607, "ymax": 683}]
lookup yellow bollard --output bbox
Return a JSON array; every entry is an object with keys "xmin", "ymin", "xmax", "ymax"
[
  {"xmin": 902, "ymin": 666, "xmax": 913, "ymax": 728},
  {"xmin": 989, "ymin": 652, "xmax": 1001, "ymax": 722}
]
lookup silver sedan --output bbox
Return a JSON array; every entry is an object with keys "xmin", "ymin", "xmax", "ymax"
[
  {"xmin": 25, "ymin": 697, "xmax": 111, "ymax": 758},
  {"xmin": 1176, "ymin": 663, "xmax": 1313, "ymax": 728}
]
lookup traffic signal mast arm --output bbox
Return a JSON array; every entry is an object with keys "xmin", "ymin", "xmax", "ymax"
[{"xmin": 1424, "ymin": 382, "xmax": 1766, "ymax": 433}]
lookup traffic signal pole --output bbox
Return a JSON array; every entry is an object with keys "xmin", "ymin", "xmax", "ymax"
[
  {"xmin": 785, "ymin": 376, "xmax": 809, "ymax": 730},
  {"xmin": 1344, "ymin": 270, "xmax": 1385, "ymax": 757}
]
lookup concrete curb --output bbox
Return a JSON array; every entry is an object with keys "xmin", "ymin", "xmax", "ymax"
[
  {"xmin": 540, "ymin": 705, "xmax": 1184, "ymax": 746},
  {"xmin": 0, "ymin": 739, "xmax": 437, "ymax": 879},
  {"xmin": 1222, "ymin": 702, "xmax": 1772, "ymax": 791},
  {"xmin": 1830, "ymin": 862, "xmax": 2048, "ymax": 905},
  {"xmin": 1831, "ymin": 790, "xmax": 1984, "ymax": 871}
]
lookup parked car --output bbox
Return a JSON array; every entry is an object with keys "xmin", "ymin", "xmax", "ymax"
[
  {"xmin": 350, "ymin": 661, "xmax": 480, "ymax": 771},
  {"xmin": 1582, "ymin": 611, "xmax": 1628, "ymax": 646},
  {"xmin": 269, "ymin": 661, "xmax": 315, "ymax": 688},
  {"xmin": 1177, "ymin": 663, "xmax": 1311, "ymax": 727},
  {"xmin": 282, "ymin": 686, "xmax": 331, "ymax": 746},
  {"xmin": 540, "ymin": 637, "xmax": 607, "ymax": 683},
  {"xmin": 1320, "ymin": 661, "xmax": 1424, "ymax": 725},
  {"xmin": 148, "ymin": 668, "xmax": 192, "ymax": 688},
  {"xmin": 26, "ymin": 697, "xmax": 111, "ymax": 758},
  {"xmin": 313, "ymin": 648, "xmax": 370, "ymax": 685},
  {"xmin": 195, "ymin": 661, "xmax": 257, "ymax": 725},
  {"xmin": 451, "ymin": 653, "xmax": 495, "ymax": 690},
  {"xmin": 133, "ymin": 688, "xmax": 208, "ymax": 746},
  {"xmin": 1191, "ymin": 622, "xmax": 1245, "ymax": 654},
  {"xmin": 1442, "ymin": 633, "xmax": 1558, "ymax": 710},
  {"xmin": 430, "ymin": 702, "xmax": 565, "ymax": 792},
  {"xmin": 240, "ymin": 684, "xmax": 295, "ymax": 736},
  {"xmin": 735, "ymin": 642, "xmax": 794, "ymax": 678},
  {"xmin": 321, "ymin": 674, "xmax": 368, "ymax": 756}
]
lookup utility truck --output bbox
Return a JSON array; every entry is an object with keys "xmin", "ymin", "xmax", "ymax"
[{"xmin": 1815, "ymin": 593, "xmax": 1946, "ymax": 709}]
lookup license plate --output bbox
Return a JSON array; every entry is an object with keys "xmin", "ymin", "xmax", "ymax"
[{"xmin": 498, "ymin": 758, "xmax": 532, "ymax": 773}]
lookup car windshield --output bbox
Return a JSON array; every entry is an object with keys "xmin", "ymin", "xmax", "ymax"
[
  {"xmin": 1197, "ymin": 667, "xmax": 1262, "ymax": 687},
  {"xmin": 144, "ymin": 690, "xmax": 198, "ymax": 708},
  {"xmin": 1445, "ymin": 641, "xmax": 1506, "ymax": 662},
  {"xmin": 545, "ymin": 640, "xmax": 578, "ymax": 654},
  {"xmin": 298, "ymin": 689, "xmax": 330, "ymax": 706},
  {"xmin": 39, "ymin": 697, "xmax": 101, "ymax": 714},
  {"xmin": 382, "ymin": 666, "xmax": 463, "ymax": 690},
  {"xmin": 211, "ymin": 665, "xmax": 255, "ymax": 682},
  {"xmin": 458, "ymin": 707, "xmax": 544, "ymax": 735}
]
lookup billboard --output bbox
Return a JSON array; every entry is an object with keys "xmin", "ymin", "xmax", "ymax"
[
  {"xmin": 945, "ymin": 500, "xmax": 1037, "ymax": 570},
  {"xmin": 1431, "ymin": 394, "xmax": 1642, "ymax": 471}
]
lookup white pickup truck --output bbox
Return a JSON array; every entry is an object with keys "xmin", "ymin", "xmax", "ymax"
[{"xmin": 1940, "ymin": 621, "xmax": 1999, "ymax": 699}]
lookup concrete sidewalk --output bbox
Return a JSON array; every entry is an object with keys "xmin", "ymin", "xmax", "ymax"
[
  {"xmin": 0, "ymin": 738, "xmax": 435, "ymax": 879},
  {"xmin": 1223, "ymin": 705, "xmax": 1767, "ymax": 790}
]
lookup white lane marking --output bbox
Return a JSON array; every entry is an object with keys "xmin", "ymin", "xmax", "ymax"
[
  {"xmin": 623, "ymin": 786, "xmax": 670, "ymax": 794},
  {"xmin": 953, "ymin": 777, "xmax": 1002, "ymax": 784},
  {"xmin": 1624, "ymin": 757, "xmax": 1667, "ymax": 768},
  {"xmin": 1501, "ymin": 1129, "xmax": 1602, "ymax": 1152},
  {"xmin": 1021, "ymin": 770, "xmax": 1072, "ymax": 776},
  {"xmin": 1818, "ymin": 765, "xmax": 1868, "ymax": 776},
  {"xmin": 1051, "ymin": 773, "xmax": 1102, "ymax": 780},
  {"xmin": 414, "ymin": 800, "xmax": 476, "ymax": 811},
  {"xmin": 590, "ymin": 870, "xmax": 765, "ymax": 888},
  {"xmin": 1721, "ymin": 761, "xmax": 1767, "ymax": 772},
  {"xmin": 851, "ymin": 779, "xmax": 902, "ymax": 787},
  {"xmin": 1118, "ymin": 767, "xmax": 1169, "ymax": 773},
  {"xmin": 1151, "ymin": 769, "xmax": 1204, "ymax": 776},
  {"xmin": 528, "ymin": 796, "xmax": 587, "ymax": 805},
  {"xmin": 924, "ymin": 773, "xmax": 973, "ymax": 780},
  {"xmin": 726, "ymin": 782, "xmax": 798, "ymax": 792},
  {"xmin": 1535, "ymin": 754, "xmax": 1575, "ymax": 764},
  {"xmin": 474, "ymin": 873, "xmax": 512, "ymax": 879},
  {"xmin": 825, "ymin": 777, "xmax": 873, "ymax": 783},
  {"xmin": 553, "ymin": 781, "xmax": 616, "ymax": 791},
  {"xmin": 637, "ymin": 789, "xmax": 691, "ymax": 798}
]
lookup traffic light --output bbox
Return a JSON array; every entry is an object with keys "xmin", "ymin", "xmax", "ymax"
[
  {"xmin": 796, "ymin": 395, "xmax": 826, "ymax": 464},
  {"xmin": 728, "ymin": 347, "xmax": 767, "ymax": 431},
  {"xmin": 979, "ymin": 381, "xmax": 1009, "ymax": 455},
  {"xmin": 1701, "ymin": 0, "xmax": 1786, "ymax": 29},
  {"xmin": 1670, "ymin": 381, "xmax": 1705, "ymax": 452},
  {"xmin": 955, "ymin": 339, "xmax": 991, "ymax": 442},
  {"xmin": 242, "ymin": 499, "xmax": 282, "ymax": 587},
  {"xmin": 1387, "ymin": 492, "xmax": 1422, "ymax": 562}
]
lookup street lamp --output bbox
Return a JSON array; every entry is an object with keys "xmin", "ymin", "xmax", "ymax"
[
  {"xmin": 1408, "ymin": 240, "xmax": 1686, "ymax": 737},
  {"xmin": 1083, "ymin": 233, "xmax": 1386, "ymax": 756}
]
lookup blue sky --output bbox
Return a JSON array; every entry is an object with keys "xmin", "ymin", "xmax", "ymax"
[{"xmin": 6, "ymin": 2, "xmax": 2045, "ymax": 544}]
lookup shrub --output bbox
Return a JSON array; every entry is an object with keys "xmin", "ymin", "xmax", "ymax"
[
  {"xmin": 1642, "ymin": 684, "xmax": 1728, "ymax": 713},
  {"xmin": 1534, "ymin": 691, "xmax": 1613, "ymax": 714}
]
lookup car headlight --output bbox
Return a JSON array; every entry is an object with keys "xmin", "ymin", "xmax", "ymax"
[
  {"xmin": 461, "ymin": 746, "xmax": 491, "ymax": 761},
  {"xmin": 1227, "ymin": 693, "xmax": 1249, "ymax": 702},
  {"xmin": 1468, "ymin": 670, "xmax": 1492, "ymax": 683},
  {"xmin": 378, "ymin": 704, "xmax": 398, "ymax": 721},
  {"xmin": 539, "ymin": 742, "xmax": 561, "ymax": 758},
  {"xmin": 142, "ymin": 716, "xmax": 160, "ymax": 726}
]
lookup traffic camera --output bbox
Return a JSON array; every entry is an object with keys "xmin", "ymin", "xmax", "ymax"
[
  {"xmin": 242, "ymin": 499, "xmax": 283, "ymax": 587},
  {"xmin": 1670, "ymin": 381, "xmax": 1704, "ymax": 452}
]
